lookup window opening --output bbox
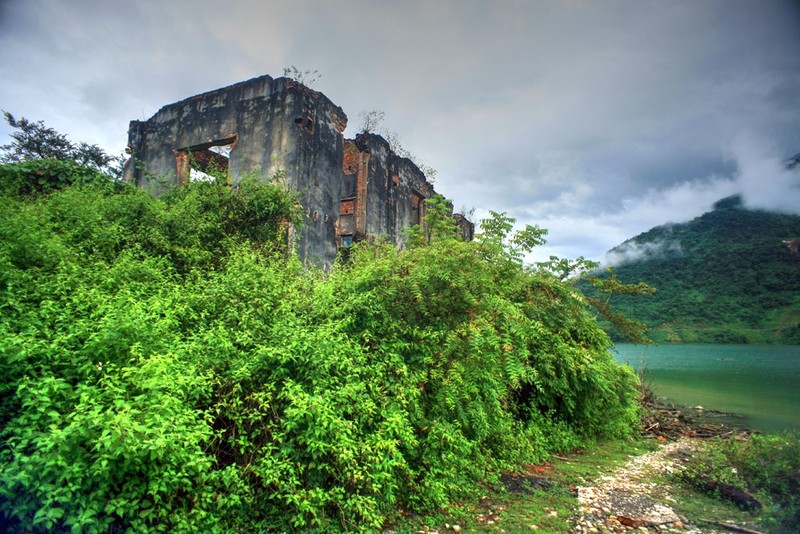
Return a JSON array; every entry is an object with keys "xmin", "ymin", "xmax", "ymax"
[
  {"xmin": 175, "ymin": 135, "xmax": 237, "ymax": 184},
  {"xmin": 294, "ymin": 115, "xmax": 314, "ymax": 133},
  {"xmin": 411, "ymin": 191, "xmax": 425, "ymax": 226}
]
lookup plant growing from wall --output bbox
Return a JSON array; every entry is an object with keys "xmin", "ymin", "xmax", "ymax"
[
  {"xmin": 282, "ymin": 65, "xmax": 321, "ymax": 86},
  {"xmin": 356, "ymin": 109, "xmax": 439, "ymax": 182},
  {"xmin": 357, "ymin": 109, "xmax": 385, "ymax": 134}
]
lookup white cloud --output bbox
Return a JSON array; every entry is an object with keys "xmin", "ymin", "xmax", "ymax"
[
  {"xmin": 605, "ymin": 236, "xmax": 683, "ymax": 267},
  {"xmin": 730, "ymin": 133, "xmax": 800, "ymax": 215},
  {"xmin": 515, "ymin": 175, "xmax": 739, "ymax": 264}
]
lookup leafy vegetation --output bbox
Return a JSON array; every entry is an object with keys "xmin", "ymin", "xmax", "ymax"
[
  {"xmin": 674, "ymin": 432, "xmax": 800, "ymax": 532},
  {"xmin": 0, "ymin": 160, "xmax": 640, "ymax": 531},
  {"xmin": 584, "ymin": 195, "xmax": 800, "ymax": 343},
  {"xmin": 1, "ymin": 112, "xmax": 124, "ymax": 177}
]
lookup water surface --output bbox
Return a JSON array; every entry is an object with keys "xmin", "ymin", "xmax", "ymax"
[{"xmin": 612, "ymin": 344, "xmax": 800, "ymax": 434}]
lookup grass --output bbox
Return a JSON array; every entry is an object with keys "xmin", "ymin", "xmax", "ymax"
[
  {"xmin": 670, "ymin": 432, "xmax": 800, "ymax": 533},
  {"xmin": 653, "ymin": 474, "xmax": 764, "ymax": 532}
]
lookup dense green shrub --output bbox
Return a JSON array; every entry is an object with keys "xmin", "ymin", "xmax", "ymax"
[
  {"xmin": 0, "ymin": 158, "xmax": 116, "ymax": 196},
  {"xmin": 0, "ymin": 162, "xmax": 639, "ymax": 531}
]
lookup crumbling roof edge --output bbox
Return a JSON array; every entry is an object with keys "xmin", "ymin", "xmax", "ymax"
[
  {"xmin": 142, "ymin": 73, "xmax": 347, "ymax": 127},
  {"xmin": 350, "ymin": 132, "xmax": 434, "ymax": 187},
  {"xmin": 142, "ymin": 74, "xmax": 274, "ymax": 120}
]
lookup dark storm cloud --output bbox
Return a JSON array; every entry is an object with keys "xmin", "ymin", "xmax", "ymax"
[{"xmin": 1, "ymin": 0, "xmax": 799, "ymax": 263}]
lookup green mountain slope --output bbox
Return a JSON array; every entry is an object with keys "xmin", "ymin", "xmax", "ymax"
[{"xmin": 592, "ymin": 196, "xmax": 800, "ymax": 344}]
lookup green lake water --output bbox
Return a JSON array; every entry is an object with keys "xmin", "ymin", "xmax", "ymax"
[{"xmin": 612, "ymin": 344, "xmax": 800, "ymax": 434}]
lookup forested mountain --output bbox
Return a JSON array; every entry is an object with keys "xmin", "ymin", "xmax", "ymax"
[{"xmin": 589, "ymin": 195, "xmax": 800, "ymax": 344}]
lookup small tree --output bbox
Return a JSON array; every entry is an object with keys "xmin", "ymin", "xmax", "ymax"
[
  {"xmin": 0, "ymin": 111, "xmax": 124, "ymax": 177},
  {"xmin": 586, "ymin": 270, "xmax": 656, "ymax": 344},
  {"xmin": 406, "ymin": 194, "xmax": 461, "ymax": 246}
]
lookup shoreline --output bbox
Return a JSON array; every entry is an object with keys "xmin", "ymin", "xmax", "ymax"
[{"xmin": 638, "ymin": 384, "xmax": 755, "ymax": 441}]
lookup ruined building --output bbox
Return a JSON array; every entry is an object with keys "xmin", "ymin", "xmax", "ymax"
[{"xmin": 124, "ymin": 74, "xmax": 473, "ymax": 269}]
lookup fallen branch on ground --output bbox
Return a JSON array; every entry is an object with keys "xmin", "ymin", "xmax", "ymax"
[{"xmin": 699, "ymin": 518, "xmax": 765, "ymax": 534}]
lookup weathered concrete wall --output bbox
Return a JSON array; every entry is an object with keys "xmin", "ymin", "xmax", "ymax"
[
  {"xmin": 453, "ymin": 213, "xmax": 476, "ymax": 241},
  {"xmin": 353, "ymin": 134, "xmax": 393, "ymax": 242},
  {"xmin": 125, "ymin": 74, "xmax": 347, "ymax": 269},
  {"xmin": 126, "ymin": 74, "xmax": 470, "ymax": 268},
  {"xmin": 392, "ymin": 155, "xmax": 434, "ymax": 243},
  {"xmin": 338, "ymin": 133, "xmax": 442, "ymax": 248}
]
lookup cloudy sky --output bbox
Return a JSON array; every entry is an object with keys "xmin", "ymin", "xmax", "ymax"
[{"xmin": 1, "ymin": 0, "xmax": 799, "ymax": 264}]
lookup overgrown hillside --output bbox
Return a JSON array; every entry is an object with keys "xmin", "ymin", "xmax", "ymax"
[
  {"xmin": 589, "ymin": 195, "xmax": 800, "ymax": 344},
  {"xmin": 0, "ymin": 160, "xmax": 639, "ymax": 532}
]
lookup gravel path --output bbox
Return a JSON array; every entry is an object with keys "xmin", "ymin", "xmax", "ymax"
[{"xmin": 572, "ymin": 439, "xmax": 706, "ymax": 533}]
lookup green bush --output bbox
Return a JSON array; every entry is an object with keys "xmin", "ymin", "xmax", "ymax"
[
  {"xmin": 0, "ymin": 166, "xmax": 639, "ymax": 531},
  {"xmin": 0, "ymin": 158, "xmax": 116, "ymax": 196}
]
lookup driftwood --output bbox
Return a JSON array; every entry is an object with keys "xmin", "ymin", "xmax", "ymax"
[
  {"xmin": 638, "ymin": 385, "xmax": 753, "ymax": 441},
  {"xmin": 692, "ymin": 475, "xmax": 761, "ymax": 511},
  {"xmin": 699, "ymin": 518, "xmax": 765, "ymax": 534}
]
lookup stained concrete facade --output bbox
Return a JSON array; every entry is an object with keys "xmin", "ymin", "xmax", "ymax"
[
  {"xmin": 340, "ymin": 133, "xmax": 436, "ymax": 246},
  {"xmin": 125, "ymin": 74, "xmax": 472, "ymax": 268}
]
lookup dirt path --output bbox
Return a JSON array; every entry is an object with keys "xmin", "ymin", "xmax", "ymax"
[
  {"xmin": 571, "ymin": 387, "xmax": 762, "ymax": 533},
  {"xmin": 573, "ymin": 438, "xmax": 700, "ymax": 532}
]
